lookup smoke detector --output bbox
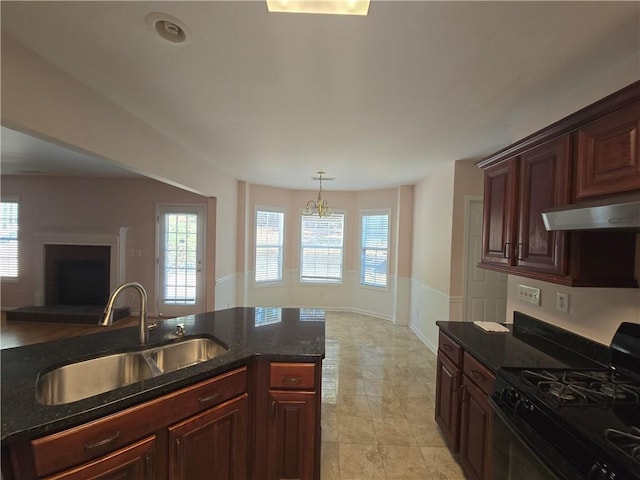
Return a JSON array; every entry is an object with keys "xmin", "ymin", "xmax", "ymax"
[{"xmin": 145, "ymin": 13, "xmax": 191, "ymax": 44}]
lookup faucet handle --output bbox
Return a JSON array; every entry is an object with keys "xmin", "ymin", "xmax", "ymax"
[{"xmin": 175, "ymin": 324, "xmax": 186, "ymax": 336}]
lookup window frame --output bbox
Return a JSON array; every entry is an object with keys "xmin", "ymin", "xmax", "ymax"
[
  {"xmin": 299, "ymin": 210, "xmax": 346, "ymax": 285},
  {"xmin": 0, "ymin": 196, "xmax": 20, "ymax": 281},
  {"xmin": 359, "ymin": 209, "xmax": 391, "ymax": 289},
  {"xmin": 254, "ymin": 207, "xmax": 285, "ymax": 285}
]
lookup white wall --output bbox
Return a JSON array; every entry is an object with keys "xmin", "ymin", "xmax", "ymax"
[
  {"xmin": 506, "ymin": 276, "xmax": 640, "ymax": 346},
  {"xmin": 1, "ymin": 35, "xmax": 239, "ymax": 310}
]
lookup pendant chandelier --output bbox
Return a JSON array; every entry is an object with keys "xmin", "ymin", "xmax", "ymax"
[{"xmin": 302, "ymin": 172, "xmax": 334, "ymax": 217}]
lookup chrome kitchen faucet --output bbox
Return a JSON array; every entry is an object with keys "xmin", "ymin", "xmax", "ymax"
[{"xmin": 100, "ymin": 282, "xmax": 150, "ymax": 344}]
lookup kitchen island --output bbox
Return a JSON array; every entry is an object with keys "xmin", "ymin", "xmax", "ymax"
[{"xmin": 1, "ymin": 307, "xmax": 325, "ymax": 480}]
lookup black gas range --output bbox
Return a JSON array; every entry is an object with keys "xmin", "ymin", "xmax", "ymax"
[{"xmin": 491, "ymin": 322, "xmax": 640, "ymax": 480}]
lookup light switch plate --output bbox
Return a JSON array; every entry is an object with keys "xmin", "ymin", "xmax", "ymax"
[
  {"xmin": 556, "ymin": 292, "xmax": 569, "ymax": 313},
  {"xmin": 517, "ymin": 284, "xmax": 541, "ymax": 306}
]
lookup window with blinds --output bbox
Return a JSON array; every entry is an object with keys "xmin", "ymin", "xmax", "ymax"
[
  {"xmin": 0, "ymin": 201, "xmax": 19, "ymax": 278},
  {"xmin": 300, "ymin": 213, "xmax": 344, "ymax": 283},
  {"xmin": 360, "ymin": 212, "xmax": 389, "ymax": 287},
  {"xmin": 255, "ymin": 209, "xmax": 284, "ymax": 283}
]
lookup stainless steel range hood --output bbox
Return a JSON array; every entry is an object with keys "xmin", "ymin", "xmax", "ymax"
[{"xmin": 542, "ymin": 199, "xmax": 640, "ymax": 231}]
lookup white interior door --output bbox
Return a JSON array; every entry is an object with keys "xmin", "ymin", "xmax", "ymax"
[
  {"xmin": 157, "ymin": 205, "xmax": 205, "ymax": 317},
  {"xmin": 464, "ymin": 198, "xmax": 508, "ymax": 323}
]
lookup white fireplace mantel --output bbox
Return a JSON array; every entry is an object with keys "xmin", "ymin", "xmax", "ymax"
[{"xmin": 34, "ymin": 227, "xmax": 129, "ymax": 307}]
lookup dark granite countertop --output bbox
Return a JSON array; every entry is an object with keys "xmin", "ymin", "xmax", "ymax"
[
  {"xmin": 1, "ymin": 307, "xmax": 325, "ymax": 444},
  {"xmin": 436, "ymin": 312, "xmax": 609, "ymax": 373}
]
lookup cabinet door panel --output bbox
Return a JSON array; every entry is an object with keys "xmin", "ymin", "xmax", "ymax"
[
  {"xmin": 268, "ymin": 391, "xmax": 316, "ymax": 480},
  {"xmin": 459, "ymin": 377, "xmax": 492, "ymax": 480},
  {"xmin": 482, "ymin": 159, "xmax": 518, "ymax": 266},
  {"xmin": 42, "ymin": 436, "xmax": 155, "ymax": 480},
  {"xmin": 517, "ymin": 136, "xmax": 570, "ymax": 274},
  {"xmin": 576, "ymin": 103, "xmax": 640, "ymax": 198},
  {"xmin": 169, "ymin": 394, "xmax": 248, "ymax": 480},
  {"xmin": 434, "ymin": 351, "xmax": 461, "ymax": 452}
]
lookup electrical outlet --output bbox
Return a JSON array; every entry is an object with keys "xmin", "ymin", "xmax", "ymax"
[
  {"xmin": 517, "ymin": 284, "xmax": 541, "ymax": 306},
  {"xmin": 556, "ymin": 292, "xmax": 569, "ymax": 313}
]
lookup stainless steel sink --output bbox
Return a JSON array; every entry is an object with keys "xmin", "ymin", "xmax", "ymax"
[
  {"xmin": 145, "ymin": 337, "xmax": 228, "ymax": 374},
  {"xmin": 35, "ymin": 352, "xmax": 155, "ymax": 405},
  {"xmin": 36, "ymin": 337, "xmax": 228, "ymax": 405}
]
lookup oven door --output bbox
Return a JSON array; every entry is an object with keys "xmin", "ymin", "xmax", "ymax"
[{"xmin": 489, "ymin": 397, "xmax": 585, "ymax": 480}]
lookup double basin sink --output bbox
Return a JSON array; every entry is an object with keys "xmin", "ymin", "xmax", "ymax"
[{"xmin": 36, "ymin": 337, "xmax": 228, "ymax": 406}]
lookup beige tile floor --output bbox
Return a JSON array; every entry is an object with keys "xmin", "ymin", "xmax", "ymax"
[{"xmin": 321, "ymin": 311, "xmax": 466, "ymax": 480}]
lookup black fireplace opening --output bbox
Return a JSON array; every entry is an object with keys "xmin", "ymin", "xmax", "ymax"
[
  {"xmin": 45, "ymin": 245, "xmax": 110, "ymax": 307},
  {"xmin": 57, "ymin": 259, "xmax": 108, "ymax": 305}
]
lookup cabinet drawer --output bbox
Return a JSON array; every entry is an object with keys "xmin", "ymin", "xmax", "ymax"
[
  {"xmin": 438, "ymin": 332, "xmax": 463, "ymax": 366},
  {"xmin": 177, "ymin": 366, "xmax": 247, "ymax": 412},
  {"xmin": 270, "ymin": 362, "xmax": 316, "ymax": 389},
  {"xmin": 463, "ymin": 352, "xmax": 495, "ymax": 396},
  {"xmin": 31, "ymin": 367, "xmax": 247, "ymax": 477},
  {"xmin": 41, "ymin": 435, "xmax": 156, "ymax": 480}
]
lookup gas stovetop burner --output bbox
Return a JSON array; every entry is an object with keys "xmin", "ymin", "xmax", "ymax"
[
  {"xmin": 542, "ymin": 382, "xmax": 578, "ymax": 402},
  {"xmin": 520, "ymin": 369, "xmax": 640, "ymax": 407},
  {"xmin": 605, "ymin": 427, "xmax": 640, "ymax": 463}
]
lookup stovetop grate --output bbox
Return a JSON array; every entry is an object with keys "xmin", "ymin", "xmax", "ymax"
[
  {"xmin": 605, "ymin": 427, "xmax": 640, "ymax": 462},
  {"xmin": 520, "ymin": 369, "xmax": 640, "ymax": 407}
]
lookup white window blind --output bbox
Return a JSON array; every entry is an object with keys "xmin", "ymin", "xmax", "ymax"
[
  {"xmin": 361, "ymin": 213, "xmax": 389, "ymax": 287},
  {"xmin": 0, "ymin": 201, "xmax": 19, "ymax": 278},
  {"xmin": 255, "ymin": 210, "xmax": 284, "ymax": 283},
  {"xmin": 300, "ymin": 213, "xmax": 344, "ymax": 283}
]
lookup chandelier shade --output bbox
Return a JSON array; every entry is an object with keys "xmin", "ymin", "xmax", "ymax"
[{"xmin": 302, "ymin": 172, "xmax": 334, "ymax": 217}]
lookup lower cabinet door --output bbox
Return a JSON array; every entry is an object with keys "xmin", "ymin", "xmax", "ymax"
[
  {"xmin": 267, "ymin": 391, "xmax": 316, "ymax": 480},
  {"xmin": 459, "ymin": 376, "xmax": 493, "ymax": 480},
  {"xmin": 41, "ymin": 436, "xmax": 155, "ymax": 480},
  {"xmin": 169, "ymin": 394, "xmax": 248, "ymax": 480},
  {"xmin": 434, "ymin": 351, "xmax": 461, "ymax": 452}
]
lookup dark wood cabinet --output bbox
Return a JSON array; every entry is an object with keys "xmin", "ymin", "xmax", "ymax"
[
  {"xmin": 254, "ymin": 361, "xmax": 322, "ymax": 480},
  {"xmin": 477, "ymin": 82, "xmax": 639, "ymax": 287},
  {"xmin": 169, "ymin": 394, "xmax": 248, "ymax": 480},
  {"xmin": 435, "ymin": 331, "xmax": 463, "ymax": 452},
  {"xmin": 459, "ymin": 353, "xmax": 495, "ymax": 480},
  {"xmin": 576, "ymin": 102, "xmax": 640, "ymax": 198},
  {"xmin": 516, "ymin": 136, "xmax": 570, "ymax": 274},
  {"xmin": 481, "ymin": 158, "xmax": 518, "ymax": 267},
  {"xmin": 267, "ymin": 391, "xmax": 316, "ymax": 480},
  {"xmin": 435, "ymin": 350, "xmax": 461, "ymax": 452},
  {"xmin": 435, "ymin": 333, "xmax": 495, "ymax": 480},
  {"xmin": 41, "ymin": 436, "xmax": 155, "ymax": 480},
  {"xmin": 9, "ymin": 367, "xmax": 248, "ymax": 480},
  {"xmin": 482, "ymin": 136, "xmax": 571, "ymax": 275}
]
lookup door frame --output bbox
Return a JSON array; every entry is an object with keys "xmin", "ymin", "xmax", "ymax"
[{"xmin": 156, "ymin": 203, "xmax": 207, "ymax": 318}]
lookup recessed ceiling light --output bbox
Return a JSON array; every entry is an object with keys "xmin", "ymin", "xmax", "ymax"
[
  {"xmin": 266, "ymin": 0, "xmax": 370, "ymax": 16},
  {"xmin": 145, "ymin": 12, "xmax": 191, "ymax": 44}
]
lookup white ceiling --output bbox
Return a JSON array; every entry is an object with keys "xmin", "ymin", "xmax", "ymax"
[{"xmin": 1, "ymin": 1, "xmax": 639, "ymax": 190}]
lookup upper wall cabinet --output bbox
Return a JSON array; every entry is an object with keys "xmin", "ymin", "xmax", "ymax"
[
  {"xmin": 576, "ymin": 102, "xmax": 640, "ymax": 199},
  {"xmin": 477, "ymin": 82, "xmax": 640, "ymax": 287}
]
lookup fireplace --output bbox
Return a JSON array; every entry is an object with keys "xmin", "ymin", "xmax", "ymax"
[
  {"xmin": 45, "ymin": 245, "xmax": 111, "ymax": 306},
  {"xmin": 6, "ymin": 227, "xmax": 130, "ymax": 325}
]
